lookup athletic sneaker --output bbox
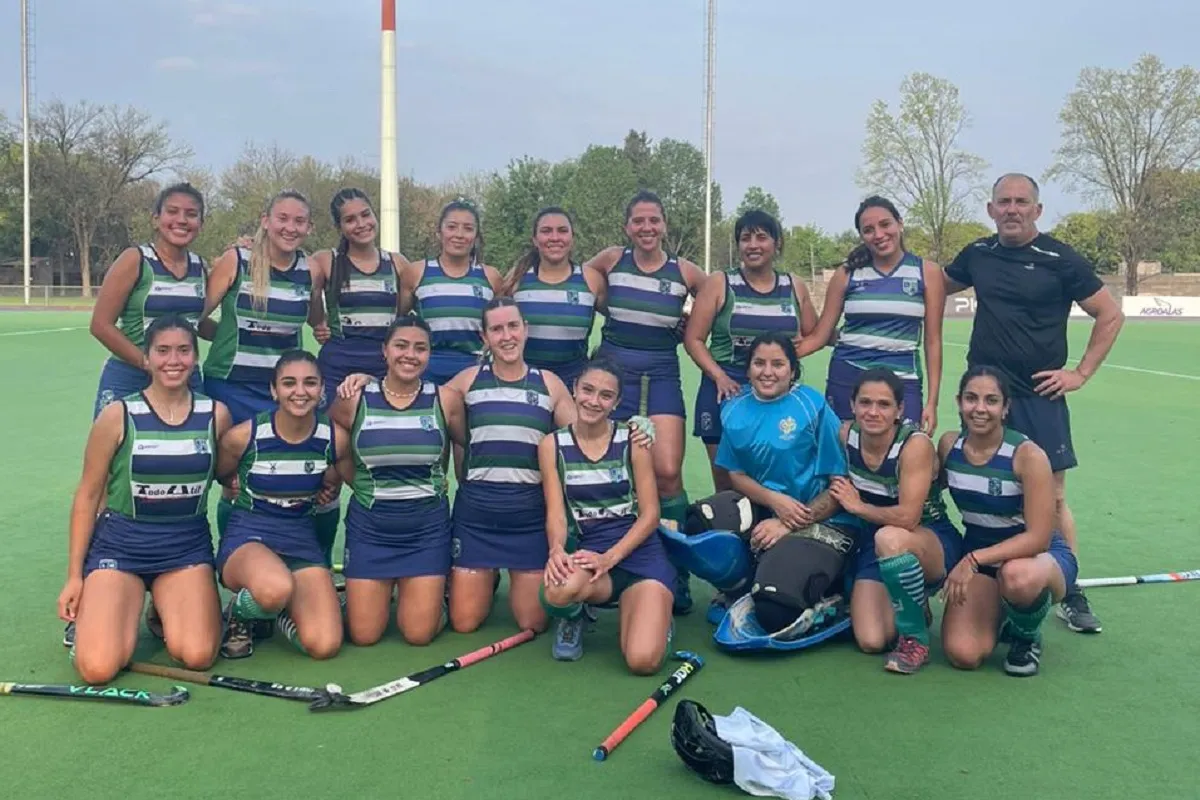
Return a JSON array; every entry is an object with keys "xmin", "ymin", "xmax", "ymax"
[
  {"xmin": 1003, "ymin": 637, "xmax": 1042, "ymax": 677},
  {"xmin": 552, "ymin": 615, "xmax": 585, "ymax": 661},
  {"xmin": 884, "ymin": 636, "xmax": 930, "ymax": 675},
  {"xmin": 145, "ymin": 603, "xmax": 164, "ymax": 640},
  {"xmin": 673, "ymin": 571, "xmax": 693, "ymax": 616},
  {"xmin": 1057, "ymin": 589, "xmax": 1102, "ymax": 634},
  {"xmin": 221, "ymin": 599, "xmax": 254, "ymax": 659},
  {"xmin": 62, "ymin": 621, "xmax": 75, "ymax": 648},
  {"xmin": 706, "ymin": 595, "xmax": 729, "ymax": 626}
]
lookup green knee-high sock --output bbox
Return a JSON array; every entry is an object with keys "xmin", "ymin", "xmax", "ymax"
[
  {"xmin": 232, "ymin": 588, "xmax": 276, "ymax": 621},
  {"xmin": 314, "ymin": 501, "xmax": 340, "ymax": 566},
  {"xmin": 1003, "ymin": 589, "xmax": 1052, "ymax": 642},
  {"xmin": 539, "ymin": 583, "xmax": 583, "ymax": 620},
  {"xmin": 276, "ymin": 610, "xmax": 306, "ymax": 654},
  {"xmin": 878, "ymin": 552, "xmax": 929, "ymax": 644},
  {"xmin": 661, "ymin": 492, "xmax": 693, "ymax": 610},
  {"xmin": 216, "ymin": 496, "xmax": 235, "ymax": 538}
]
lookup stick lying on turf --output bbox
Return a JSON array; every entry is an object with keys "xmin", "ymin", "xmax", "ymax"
[
  {"xmin": 0, "ymin": 681, "xmax": 189, "ymax": 707},
  {"xmin": 128, "ymin": 662, "xmax": 323, "ymax": 702},
  {"xmin": 308, "ymin": 629, "xmax": 536, "ymax": 712},
  {"xmin": 1077, "ymin": 569, "xmax": 1200, "ymax": 588},
  {"xmin": 593, "ymin": 650, "xmax": 705, "ymax": 762}
]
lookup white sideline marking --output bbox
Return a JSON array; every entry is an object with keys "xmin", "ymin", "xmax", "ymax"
[
  {"xmin": 0, "ymin": 326, "xmax": 87, "ymax": 337},
  {"xmin": 944, "ymin": 341, "xmax": 1200, "ymax": 381}
]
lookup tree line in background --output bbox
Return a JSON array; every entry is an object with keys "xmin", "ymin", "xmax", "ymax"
[{"xmin": 1, "ymin": 53, "xmax": 1199, "ymax": 295}]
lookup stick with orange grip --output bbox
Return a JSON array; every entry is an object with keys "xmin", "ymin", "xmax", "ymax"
[{"xmin": 592, "ymin": 651, "xmax": 705, "ymax": 761}]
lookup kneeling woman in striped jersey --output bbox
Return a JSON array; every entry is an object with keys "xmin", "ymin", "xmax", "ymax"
[
  {"xmin": 330, "ymin": 317, "xmax": 466, "ymax": 646},
  {"xmin": 539, "ymin": 357, "xmax": 676, "ymax": 674},
  {"xmin": 827, "ymin": 367, "xmax": 963, "ymax": 675},
  {"xmin": 59, "ymin": 315, "xmax": 232, "ymax": 685},
  {"xmin": 445, "ymin": 297, "xmax": 576, "ymax": 635},
  {"xmin": 938, "ymin": 366, "xmax": 1078, "ymax": 678},
  {"xmin": 215, "ymin": 350, "xmax": 349, "ymax": 660}
]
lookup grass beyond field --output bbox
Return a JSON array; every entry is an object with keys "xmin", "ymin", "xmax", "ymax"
[{"xmin": 1, "ymin": 312, "xmax": 1197, "ymax": 800}]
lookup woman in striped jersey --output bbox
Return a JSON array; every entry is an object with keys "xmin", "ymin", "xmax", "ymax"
[
  {"xmin": 795, "ymin": 196, "xmax": 946, "ymax": 434},
  {"xmin": 329, "ymin": 317, "xmax": 467, "ymax": 647},
  {"xmin": 585, "ymin": 191, "xmax": 706, "ymax": 613},
  {"xmin": 89, "ymin": 183, "xmax": 208, "ymax": 419},
  {"xmin": 938, "ymin": 366, "xmax": 1078, "ymax": 677},
  {"xmin": 311, "ymin": 188, "xmax": 406, "ymax": 409},
  {"xmin": 445, "ymin": 297, "xmax": 576, "ymax": 635},
  {"xmin": 684, "ymin": 209, "xmax": 818, "ymax": 491},
  {"xmin": 505, "ymin": 207, "xmax": 607, "ymax": 390},
  {"xmin": 215, "ymin": 350, "xmax": 348, "ymax": 660},
  {"xmin": 59, "ymin": 315, "xmax": 231, "ymax": 685},
  {"xmin": 827, "ymin": 367, "xmax": 962, "ymax": 675},
  {"xmin": 400, "ymin": 199, "xmax": 503, "ymax": 386},
  {"xmin": 539, "ymin": 357, "xmax": 676, "ymax": 673}
]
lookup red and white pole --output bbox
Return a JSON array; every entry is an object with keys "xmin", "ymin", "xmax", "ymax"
[{"xmin": 379, "ymin": 0, "xmax": 399, "ymax": 253}]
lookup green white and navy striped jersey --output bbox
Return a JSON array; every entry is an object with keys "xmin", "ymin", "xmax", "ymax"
[
  {"xmin": 943, "ymin": 427, "xmax": 1029, "ymax": 546},
  {"xmin": 601, "ymin": 248, "xmax": 689, "ymax": 351},
  {"xmin": 349, "ymin": 380, "xmax": 447, "ymax": 507},
  {"xmin": 709, "ymin": 268, "xmax": 799, "ymax": 368},
  {"xmin": 232, "ymin": 411, "xmax": 334, "ymax": 518},
  {"xmin": 203, "ymin": 247, "xmax": 312, "ymax": 384},
  {"xmin": 326, "ymin": 250, "xmax": 399, "ymax": 341},
  {"xmin": 845, "ymin": 421, "xmax": 948, "ymax": 525},
  {"xmin": 105, "ymin": 392, "xmax": 217, "ymax": 520},
  {"xmin": 833, "ymin": 252, "xmax": 926, "ymax": 381},
  {"xmin": 554, "ymin": 422, "xmax": 637, "ymax": 524},
  {"xmin": 463, "ymin": 365, "xmax": 554, "ymax": 485},
  {"xmin": 117, "ymin": 245, "xmax": 207, "ymax": 348},
  {"xmin": 514, "ymin": 264, "xmax": 596, "ymax": 370},
  {"xmin": 414, "ymin": 259, "xmax": 493, "ymax": 356}
]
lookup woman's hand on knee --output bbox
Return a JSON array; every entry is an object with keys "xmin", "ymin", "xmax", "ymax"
[{"xmin": 543, "ymin": 546, "xmax": 574, "ymax": 589}]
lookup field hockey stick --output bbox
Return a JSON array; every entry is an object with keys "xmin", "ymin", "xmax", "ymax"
[
  {"xmin": 308, "ymin": 628, "xmax": 537, "ymax": 712},
  {"xmin": 1077, "ymin": 569, "xmax": 1200, "ymax": 589},
  {"xmin": 127, "ymin": 662, "xmax": 323, "ymax": 702},
  {"xmin": 0, "ymin": 681, "xmax": 189, "ymax": 707},
  {"xmin": 593, "ymin": 650, "xmax": 705, "ymax": 761}
]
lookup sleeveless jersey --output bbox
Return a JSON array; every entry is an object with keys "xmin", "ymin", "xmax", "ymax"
[
  {"xmin": 845, "ymin": 421, "xmax": 947, "ymax": 525},
  {"xmin": 349, "ymin": 380, "xmax": 447, "ymax": 508},
  {"xmin": 554, "ymin": 422, "xmax": 638, "ymax": 526},
  {"xmin": 204, "ymin": 247, "xmax": 312, "ymax": 384},
  {"xmin": 833, "ymin": 252, "xmax": 926, "ymax": 380},
  {"xmin": 601, "ymin": 248, "xmax": 689, "ymax": 351},
  {"xmin": 233, "ymin": 411, "xmax": 335, "ymax": 518},
  {"xmin": 414, "ymin": 259, "xmax": 494, "ymax": 356},
  {"xmin": 943, "ymin": 428, "xmax": 1029, "ymax": 546},
  {"xmin": 514, "ymin": 264, "xmax": 596, "ymax": 370},
  {"xmin": 326, "ymin": 250, "xmax": 398, "ymax": 341},
  {"xmin": 117, "ymin": 245, "xmax": 207, "ymax": 348},
  {"xmin": 463, "ymin": 365, "xmax": 554, "ymax": 484},
  {"xmin": 105, "ymin": 392, "xmax": 217, "ymax": 521},
  {"xmin": 709, "ymin": 269, "xmax": 799, "ymax": 368}
]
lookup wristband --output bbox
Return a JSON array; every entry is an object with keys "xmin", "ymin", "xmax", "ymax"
[{"xmin": 967, "ymin": 552, "xmax": 981, "ymax": 573}]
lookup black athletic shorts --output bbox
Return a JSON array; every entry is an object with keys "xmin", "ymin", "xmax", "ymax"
[{"xmin": 1006, "ymin": 394, "xmax": 1077, "ymax": 472}]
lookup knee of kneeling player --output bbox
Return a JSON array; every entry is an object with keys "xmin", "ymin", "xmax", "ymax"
[
  {"xmin": 254, "ymin": 576, "xmax": 296, "ymax": 613},
  {"xmin": 168, "ymin": 638, "xmax": 218, "ymax": 671},
  {"xmin": 944, "ymin": 641, "xmax": 987, "ymax": 670},
  {"xmin": 542, "ymin": 579, "xmax": 586, "ymax": 609},
  {"xmin": 854, "ymin": 626, "xmax": 891, "ymax": 654},
  {"xmin": 873, "ymin": 525, "xmax": 915, "ymax": 558},
  {"xmin": 998, "ymin": 560, "xmax": 1045, "ymax": 604},
  {"xmin": 302, "ymin": 629, "xmax": 343, "ymax": 661},
  {"xmin": 655, "ymin": 471, "xmax": 683, "ymax": 498},
  {"xmin": 73, "ymin": 650, "xmax": 124, "ymax": 686},
  {"xmin": 624, "ymin": 644, "xmax": 666, "ymax": 676}
]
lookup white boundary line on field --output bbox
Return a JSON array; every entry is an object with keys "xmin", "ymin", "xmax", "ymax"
[
  {"xmin": 0, "ymin": 326, "xmax": 88, "ymax": 337},
  {"xmin": 944, "ymin": 341, "xmax": 1200, "ymax": 382}
]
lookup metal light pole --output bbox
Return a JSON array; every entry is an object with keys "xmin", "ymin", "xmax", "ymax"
[
  {"xmin": 21, "ymin": 0, "xmax": 32, "ymax": 304},
  {"xmin": 702, "ymin": 0, "xmax": 715, "ymax": 273},
  {"xmin": 379, "ymin": 0, "xmax": 400, "ymax": 253}
]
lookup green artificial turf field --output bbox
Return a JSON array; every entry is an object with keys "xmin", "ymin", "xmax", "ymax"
[{"xmin": 1, "ymin": 310, "xmax": 1197, "ymax": 799}]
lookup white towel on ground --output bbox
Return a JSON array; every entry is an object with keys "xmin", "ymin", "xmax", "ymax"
[{"xmin": 712, "ymin": 707, "xmax": 835, "ymax": 800}]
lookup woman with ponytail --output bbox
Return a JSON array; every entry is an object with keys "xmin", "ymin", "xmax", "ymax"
[
  {"xmin": 399, "ymin": 199, "xmax": 503, "ymax": 385},
  {"xmin": 793, "ymin": 196, "xmax": 946, "ymax": 435},
  {"xmin": 506, "ymin": 207, "xmax": 607, "ymax": 390}
]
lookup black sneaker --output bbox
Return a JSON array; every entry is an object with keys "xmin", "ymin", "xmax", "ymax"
[
  {"xmin": 62, "ymin": 621, "xmax": 75, "ymax": 648},
  {"xmin": 221, "ymin": 599, "xmax": 254, "ymax": 659},
  {"xmin": 1003, "ymin": 637, "xmax": 1042, "ymax": 677},
  {"xmin": 1056, "ymin": 589, "xmax": 1102, "ymax": 634}
]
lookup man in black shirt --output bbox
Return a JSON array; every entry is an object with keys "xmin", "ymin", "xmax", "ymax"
[{"xmin": 944, "ymin": 173, "xmax": 1125, "ymax": 636}]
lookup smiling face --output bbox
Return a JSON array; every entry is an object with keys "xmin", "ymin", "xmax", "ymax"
[
  {"xmin": 987, "ymin": 175, "xmax": 1042, "ymax": 246},
  {"xmin": 625, "ymin": 201, "xmax": 666, "ymax": 254},
  {"xmin": 146, "ymin": 327, "xmax": 197, "ymax": 390},
  {"xmin": 857, "ymin": 205, "xmax": 903, "ymax": 261},
  {"xmin": 747, "ymin": 342, "xmax": 794, "ymax": 400},
  {"xmin": 337, "ymin": 198, "xmax": 377, "ymax": 247},
  {"xmin": 738, "ymin": 227, "xmax": 778, "ymax": 270},
  {"xmin": 573, "ymin": 368, "xmax": 620, "ymax": 425},
  {"xmin": 271, "ymin": 358, "xmax": 323, "ymax": 418},
  {"xmin": 482, "ymin": 304, "xmax": 526, "ymax": 365},
  {"xmin": 438, "ymin": 209, "xmax": 478, "ymax": 260},
  {"xmin": 534, "ymin": 212, "xmax": 573, "ymax": 265},
  {"xmin": 852, "ymin": 380, "xmax": 902, "ymax": 436},
  {"xmin": 154, "ymin": 192, "xmax": 204, "ymax": 249},
  {"xmin": 263, "ymin": 197, "xmax": 312, "ymax": 255},
  {"xmin": 957, "ymin": 374, "xmax": 1009, "ymax": 436},
  {"xmin": 383, "ymin": 324, "xmax": 430, "ymax": 383}
]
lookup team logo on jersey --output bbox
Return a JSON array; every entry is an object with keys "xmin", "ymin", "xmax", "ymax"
[
  {"xmin": 526, "ymin": 390, "xmax": 540, "ymax": 406},
  {"xmin": 988, "ymin": 477, "xmax": 1002, "ymax": 496},
  {"xmin": 778, "ymin": 416, "xmax": 797, "ymax": 441},
  {"xmin": 608, "ymin": 467, "xmax": 625, "ymax": 483},
  {"xmin": 293, "ymin": 285, "xmax": 307, "ymax": 298},
  {"xmin": 901, "ymin": 278, "xmax": 919, "ymax": 296},
  {"xmin": 781, "ymin": 301, "xmax": 794, "ymax": 315},
  {"xmin": 566, "ymin": 290, "xmax": 580, "ymax": 305},
  {"xmin": 658, "ymin": 279, "xmax": 673, "ymax": 295},
  {"xmin": 304, "ymin": 461, "xmax": 316, "ymax": 474},
  {"xmin": 472, "ymin": 285, "xmax": 485, "ymax": 299},
  {"xmin": 383, "ymin": 277, "xmax": 396, "ymax": 293},
  {"xmin": 193, "ymin": 438, "xmax": 210, "ymax": 454},
  {"xmin": 419, "ymin": 415, "xmax": 436, "ymax": 432}
]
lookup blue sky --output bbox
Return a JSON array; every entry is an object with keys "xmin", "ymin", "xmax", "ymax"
[{"xmin": 1, "ymin": 0, "xmax": 1194, "ymax": 234}]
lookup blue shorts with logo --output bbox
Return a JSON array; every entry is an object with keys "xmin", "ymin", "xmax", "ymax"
[{"xmin": 693, "ymin": 363, "xmax": 747, "ymax": 445}]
